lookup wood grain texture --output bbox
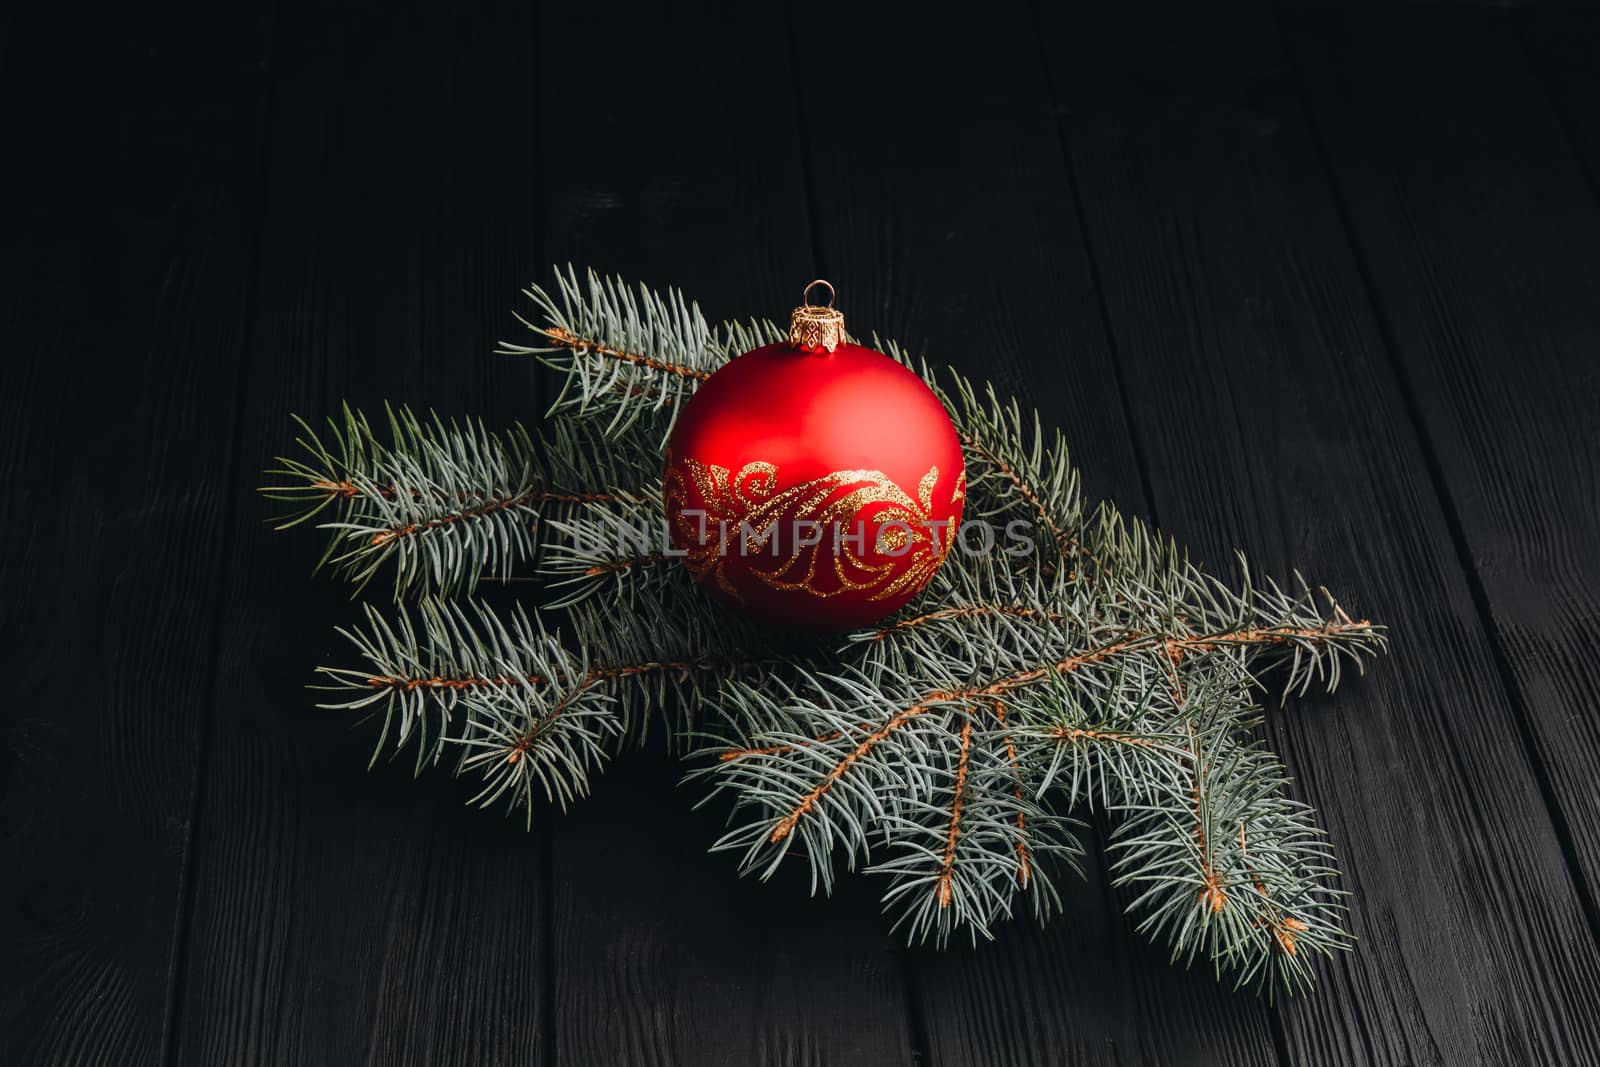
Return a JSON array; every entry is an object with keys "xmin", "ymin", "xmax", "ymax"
[
  {"xmin": 169, "ymin": 2, "xmax": 548, "ymax": 1063},
  {"xmin": 1293, "ymin": 1, "xmax": 1600, "ymax": 928},
  {"xmin": 1524, "ymin": 7, "xmax": 1600, "ymax": 198},
  {"xmin": 1042, "ymin": 2, "xmax": 1600, "ymax": 1062},
  {"xmin": 7, "ymin": 3, "xmax": 1600, "ymax": 1064},
  {"xmin": 0, "ymin": 5, "xmax": 273, "ymax": 1064},
  {"xmin": 536, "ymin": 4, "xmax": 916, "ymax": 1064},
  {"xmin": 796, "ymin": 3, "xmax": 1282, "ymax": 1063}
]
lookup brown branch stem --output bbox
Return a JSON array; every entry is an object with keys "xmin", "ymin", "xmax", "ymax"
[
  {"xmin": 582, "ymin": 552, "xmax": 671, "ymax": 577},
  {"xmin": 872, "ymin": 604, "xmax": 1065, "ymax": 642},
  {"xmin": 541, "ymin": 325, "xmax": 712, "ymax": 381},
  {"xmin": 958, "ymin": 430, "xmax": 1075, "ymax": 555},
  {"xmin": 935, "ymin": 717, "xmax": 976, "ymax": 908},
  {"xmin": 368, "ymin": 490, "xmax": 540, "ymax": 547},
  {"xmin": 762, "ymin": 618, "xmax": 1372, "ymax": 845},
  {"xmin": 364, "ymin": 655, "xmax": 739, "ymax": 696},
  {"xmin": 995, "ymin": 702, "xmax": 1032, "ymax": 889},
  {"xmin": 976, "ymin": 619, "xmax": 1375, "ymax": 701},
  {"xmin": 717, "ymin": 731, "xmax": 845, "ymax": 763},
  {"xmin": 312, "ymin": 479, "xmax": 619, "ymax": 507},
  {"xmin": 767, "ymin": 696, "xmax": 953, "ymax": 844}
]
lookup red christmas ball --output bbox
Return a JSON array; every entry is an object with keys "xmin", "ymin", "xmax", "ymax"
[{"xmin": 663, "ymin": 283, "xmax": 965, "ymax": 630}]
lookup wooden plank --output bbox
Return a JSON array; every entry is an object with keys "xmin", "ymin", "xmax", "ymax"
[
  {"xmin": 167, "ymin": 2, "xmax": 548, "ymax": 1062},
  {"xmin": 1286, "ymin": 0, "xmax": 1600, "ymax": 1041},
  {"xmin": 1524, "ymin": 7, "xmax": 1600, "ymax": 198},
  {"xmin": 0, "ymin": 5, "xmax": 273, "ymax": 1064},
  {"xmin": 795, "ymin": 4, "xmax": 1285, "ymax": 1064},
  {"xmin": 1042, "ymin": 2, "xmax": 1600, "ymax": 1062},
  {"xmin": 535, "ymin": 3, "xmax": 917, "ymax": 1063},
  {"xmin": 1319, "ymin": 0, "xmax": 1600, "ymax": 890}
]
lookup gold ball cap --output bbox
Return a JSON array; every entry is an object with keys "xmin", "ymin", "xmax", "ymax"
[{"xmin": 789, "ymin": 279, "xmax": 845, "ymax": 352}]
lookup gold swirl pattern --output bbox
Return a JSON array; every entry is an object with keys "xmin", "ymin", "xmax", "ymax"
[{"xmin": 664, "ymin": 457, "xmax": 965, "ymax": 603}]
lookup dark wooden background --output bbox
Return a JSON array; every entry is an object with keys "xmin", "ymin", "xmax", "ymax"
[{"xmin": 5, "ymin": 0, "xmax": 1600, "ymax": 1063}]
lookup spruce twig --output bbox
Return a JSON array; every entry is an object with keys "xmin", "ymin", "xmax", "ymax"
[
  {"xmin": 263, "ymin": 268, "xmax": 1389, "ymax": 996},
  {"xmin": 263, "ymin": 403, "xmax": 659, "ymax": 597}
]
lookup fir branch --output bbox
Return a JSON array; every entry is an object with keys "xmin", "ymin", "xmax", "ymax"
[
  {"xmin": 993, "ymin": 703, "xmax": 1034, "ymax": 889},
  {"xmin": 702, "ymin": 573, "xmax": 1378, "ymax": 968},
  {"xmin": 262, "ymin": 403, "xmax": 659, "ymax": 598},
  {"xmin": 1076, "ymin": 505, "xmax": 1387, "ymax": 699},
  {"xmin": 1116, "ymin": 720, "xmax": 1348, "ymax": 997},
  {"xmin": 868, "ymin": 603, "xmax": 1067, "ymax": 642},
  {"xmin": 936, "ymin": 717, "xmax": 975, "ymax": 907},
  {"xmin": 262, "ymin": 270, "xmax": 1391, "ymax": 995},
  {"xmin": 860, "ymin": 508, "xmax": 1383, "ymax": 710},
  {"xmin": 317, "ymin": 598, "xmax": 620, "ymax": 822},
  {"xmin": 534, "ymin": 492, "xmax": 679, "ymax": 609},
  {"xmin": 496, "ymin": 266, "xmax": 783, "ymax": 434},
  {"xmin": 561, "ymin": 576, "xmax": 782, "ymax": 744},
  {"xmin": 698, "ymin": 674, "xmax": 1081, "ymax": 945},
  {"xmin": 879, "ymin": 349, "xmax": 1090, "ymax": 571},
  {"xmin": 871, "ymin": 707, "xmax": 1081, "ymax": 946},
  {"xmin": 766, "ymin": 696, "xmax": 940, "ymax": 848},
  {"xmin": 1023, "ymin": 665, "xmax": 1349, "ymax": 995},
  {"xmin": 325, "ymin": 592, "xmax": 777, "ymax": 774}
]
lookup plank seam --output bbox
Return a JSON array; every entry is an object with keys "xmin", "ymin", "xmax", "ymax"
[
  {"xmin": 1030, "ymin": 5, "xmax": 1322, "ymax": 1061},
  {"xmin": 785, "ymin": 8, "xmax": 926, "ymax": 1064},
  {"xmin": 158, "ymin": 5, "xmax": 285, "ymax": 1063},
  {"xmin": 532, "ymin": 5, "xmax": 555, "ymax": 1064},
  {"xmin": 784, "ymin": 4, "xmax": 828, "ymax": 279},
  {"xmin": 1026, "ymin": 0, "xmax": 1161, "ymax": 530},
  {"xmin": 1279, "ymin": 4, "xmax": 1600, "ymax": 973}
]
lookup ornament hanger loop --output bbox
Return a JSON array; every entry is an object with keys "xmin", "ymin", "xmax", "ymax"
[
  {"xmin": 790, "ymin": 280, "xmax": 845, "ymax": 353},
  {"xmin": 802, "ymin": 279, "xmax": 836, "ymax": 309}
]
